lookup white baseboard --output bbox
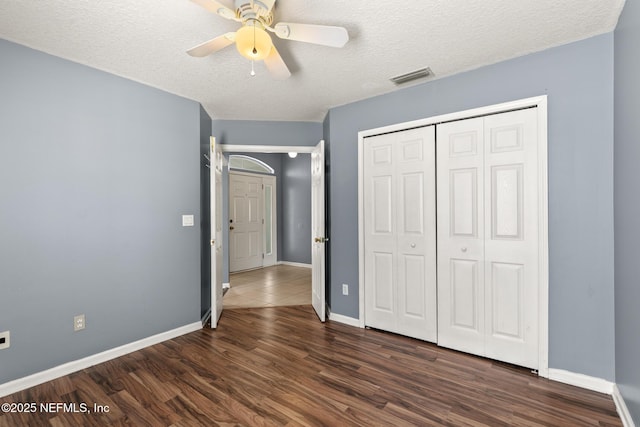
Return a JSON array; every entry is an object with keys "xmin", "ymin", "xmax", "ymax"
[
  {"xmin": 328, "ymin": 311, "xmax": 361, "ymax": 328},
  {"xmin": 613, "ymin": 384, "xmax": 637, "ymax": 427},
  {"xmin": 548, "ymin": 368, "xmax": 614, "ymax": 394},
  {"xmin": 278, "ymin": 261, "xmax": 312, "ymax": 269},
  {"xmin": 0, "ymin": 321, "xmax": 202, "ymax": 398}
]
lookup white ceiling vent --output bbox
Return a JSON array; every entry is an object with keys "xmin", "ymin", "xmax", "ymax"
[{"xmin": 390, "ymin": 67, "xmax": 434, "ymax": 85}]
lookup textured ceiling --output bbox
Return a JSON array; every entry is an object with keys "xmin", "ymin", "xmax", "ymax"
[{"xmin": 0, "ymin": 0, "xmax": 625, "ymax": 122}]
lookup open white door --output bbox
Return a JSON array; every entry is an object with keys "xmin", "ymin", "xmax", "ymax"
[
  {"xmin": 311, "ymin": 140, "xmax": 326, "ymax": 322},
  {"xmin": 210, "ymin": 137, "xmax": 223, "ymax": 328}
]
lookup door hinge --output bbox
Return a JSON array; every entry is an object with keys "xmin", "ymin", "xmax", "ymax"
[{"xmin": 262, "ymin": 253, "xmax": 265, "ymax": 259}]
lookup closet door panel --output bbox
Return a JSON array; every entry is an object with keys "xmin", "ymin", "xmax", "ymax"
[
  {"xmin": 364, "ymin": 134, "xmax": 398, "ymax": 330},
  {"xmin": 451, "ymin": 168, "xmax": 478, "ymax": 237},
  {"xmin": 437, "ymin": 117, "xmax": 485, "ymax": 353},
  {"xmin": 397, "ymin": 127, "xmax": 437, "ymax": 342},
  {"xmin": 372, "ymin": 252, "xmax": 394, "ymax": 312},
  {"xmin": 364, "ymin": 126, "xmax": 437, "ymax": 342},
  {"xmin": 484, "ymin": 108, "xmax": 539, "ymax": 369},
  {"xmin": 450, "ymin": 258, "xmax": 480, "ymax": 329}
]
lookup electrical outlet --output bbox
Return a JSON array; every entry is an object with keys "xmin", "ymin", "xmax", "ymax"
[
  {"xmin": 74, "ymin": 314, "xmax": 85, "ymax": 331},
  {"xmin": 0, "ymin": 330, "xmax": 9, "ymax": 349},
  {"xmin": 342, "ymin": 284, "xmax": 349, "ymax": 296}
]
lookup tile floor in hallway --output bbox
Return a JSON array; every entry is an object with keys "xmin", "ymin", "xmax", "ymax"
[{"xmin": 223, "ymin": 264, "xmax": 311, "ymax": 308}]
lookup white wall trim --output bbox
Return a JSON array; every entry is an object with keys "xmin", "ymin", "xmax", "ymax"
[
  {"xmin": 278, "ymin": 261, "xmax": 312, "ymax": 269},
  {"xmin": 547, "ymin": 369, "xmax": 614, "ymax": 395},
  {"xmin": 329, "ymin": 311, "xmax": 361, "ymax": 328},
  {"xmin": 0, "ymin": 322, "xmax": 202, "ymax": 398},
  {"xmin": 536, "ymin": 97, "xmax": 550, "ymax": 378},
  {"xmin": 221, "ymin": 144, "xmax": 315, "ymax": 154},
  {"xmin": 358, "ymin": 96, "xmax": 547, "ymax": 139},
  {"xmin": 613, "ymin": 384, "xmax": 637, "ymax": 427},
  {"xmin": 357, "ymin": 96, "xmax": 550, "ymax": 373}
]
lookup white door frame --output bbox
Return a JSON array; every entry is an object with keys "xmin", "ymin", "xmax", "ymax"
[
  {"xmin": 219, "ymin": 143, "xmax": 326, "ymax": 316},
  {"xmin": 357, "ymin": 96, "xmax": 549, "ymax": 377}
]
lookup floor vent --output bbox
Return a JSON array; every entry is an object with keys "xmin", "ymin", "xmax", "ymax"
[{"xmin": 390, "ymin": 67, "xmax": 434, "ymax": 85}]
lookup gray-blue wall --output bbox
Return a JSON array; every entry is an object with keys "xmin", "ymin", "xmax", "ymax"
[
  {"xmin": 0, "ymin": 39, "xmax": 201, "ymax": 383},
  {"xmin": 325, "ymin": 34, "xmax": 616, "ymax": 381},
  {"xmin": 614, "ymin": 0, "xmax": 640, "ymax": 422},
  {"xmin": 282, "ymin": 154, "xmax": 312, "ymax": 264},
  {"xmin": 212, "ymin": 120, "xmax": 322, "ymax": 146}
]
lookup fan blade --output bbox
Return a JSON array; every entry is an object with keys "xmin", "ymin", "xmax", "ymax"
[
  {"xmin": 273, "ymin": 22, "xmax": 348, "ymax": 48},
  {"xmin": 264, "ymin": 46, "xmax": 291, "ymax": 80},
  {"xmin": 189, "ymin": 0, "xmax": 237, "ymax": 20},
  {"xmin": 187, "ymin": 32, "xmax": 236, "ymax": 57}
]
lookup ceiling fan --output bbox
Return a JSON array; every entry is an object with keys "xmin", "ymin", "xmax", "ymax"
[{"xmin": 187, "ymin": 0, "xmax": 349, "ymax": 79}]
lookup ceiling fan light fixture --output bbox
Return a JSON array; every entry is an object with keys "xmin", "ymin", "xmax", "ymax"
[{"xmin": 235, "ymin": 22, "xmax": 272, "ymax": 61}]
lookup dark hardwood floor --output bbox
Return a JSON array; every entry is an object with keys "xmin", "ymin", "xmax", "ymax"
[{"xmin": 0, "ymin": 306, "xmax": 621, "ymax": 426}]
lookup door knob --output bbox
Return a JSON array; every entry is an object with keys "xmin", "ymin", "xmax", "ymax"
[
  {"xmin": 410, "ymin": 243, "xmax": 416, "ymax": 248},
  {"xmin": 461, "ymin": 247, "xmax": 467, "ymax": 252},
  {"xmin": 230, "ymin": 226, "xmax": 235, "ymax": 231}
]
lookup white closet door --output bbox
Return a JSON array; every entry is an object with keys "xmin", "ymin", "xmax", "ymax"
[
  {"xmin": 436, "ymin": 117, "xmax": 486, "ymax": 354},
  {"xmin": 364, "ymin": 126, "xmax": 437, "ymax": 342},
  {"xmin": 483, "ymin": 109, "xmax": 539, "ymax": 368},
  {"xmin": 364, "ymin": 132, "xmax": 397, "ymax": 330},
  {"xmin": 437, "ymin": 108, "xmax": 539, "ymax": 369},
  {"xmin": 229, "ymin": 173, "xmax": 263, "ymax": 272}
]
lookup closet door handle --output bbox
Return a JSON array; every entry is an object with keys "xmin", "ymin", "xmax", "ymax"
[{"xmin": 461, "ymin": 247, "xmax": 467, "ymax": 252}]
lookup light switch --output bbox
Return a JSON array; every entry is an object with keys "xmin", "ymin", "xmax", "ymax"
[
  {"xmin": 0, "ymin": 331, "xmax": 9, "ymax": 350},
  {"xmin": 182, "ymin": 215, "xmax": 194, "ymax": 227}
]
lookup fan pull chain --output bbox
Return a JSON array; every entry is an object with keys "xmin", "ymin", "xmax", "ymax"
[
  {"xmin": 252, "ymin": 23, "xmax": 257, "ymax": 55},
  {"xmin": 250, "ymin": 61, "xmax": 256, "ymax": 77}
]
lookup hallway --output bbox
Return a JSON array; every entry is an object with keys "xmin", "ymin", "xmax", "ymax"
[{"xmin": 223, "ymin": 264, "xmax": 311, "ymax": 308}]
